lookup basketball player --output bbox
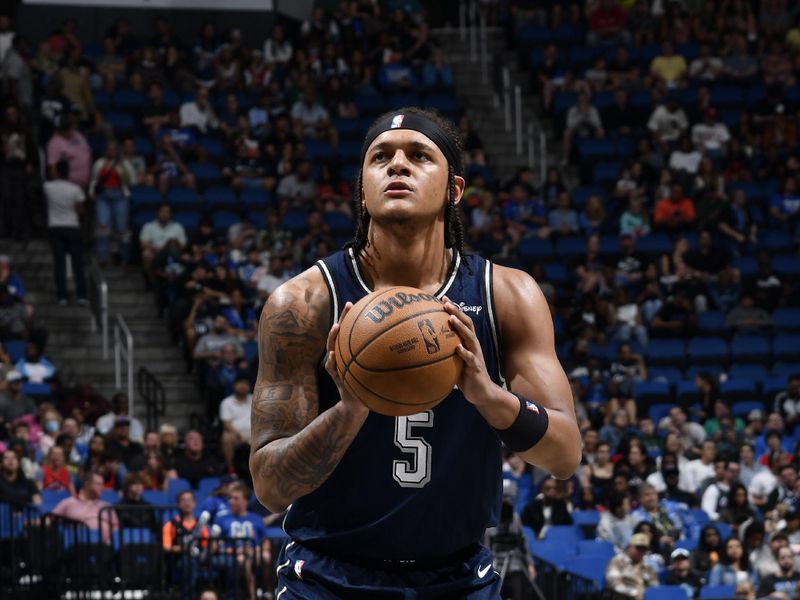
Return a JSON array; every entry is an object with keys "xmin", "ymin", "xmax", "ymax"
[{"xmin": 250, "ymin": 108, "xmax": 581, "ymax": 598}]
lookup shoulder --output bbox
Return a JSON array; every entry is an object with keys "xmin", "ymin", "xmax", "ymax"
[
  {"xmin": 260, "ymin": 265, "xmax": 331, "ymax": 335},
  {"xmin": 263, "ymin": 265, "xmax": 328, "ymax": 314},
  {"xmin": 492, "ymin": 264, "xmax": 549, "ymax": 323}
]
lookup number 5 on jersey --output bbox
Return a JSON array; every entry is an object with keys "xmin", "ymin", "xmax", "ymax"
[{"xmin": 393, "ymin": 411, "xmax": 433, "ymax": 488}]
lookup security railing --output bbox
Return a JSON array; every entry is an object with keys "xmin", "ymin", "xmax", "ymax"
[
  {"xmin": 86, "ymin": 259, "xmax": 108, "ymax": 359},
  {"xmin": 114, "ymin": 313, "xmax": 134, "ymax": 410}
]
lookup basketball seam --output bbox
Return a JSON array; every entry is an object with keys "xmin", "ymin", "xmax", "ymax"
[
  {"xmin": 353, "ymin": 350, "xmax": 458, "ymax": 373},
  {"xmin": 344, "ymin": 366, "xmax": 451, "ymax": 407}
]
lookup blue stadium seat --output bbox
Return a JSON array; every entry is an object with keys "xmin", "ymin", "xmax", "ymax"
[
  {"xmin": 685, "ymin": 365, "xmax": 724, "ymax": 380},
  {"xmin": 204, "ymin": 186, "xmax": 237, "ymax": 210},
  {"xmin": 646, "ymin": 339, "xmax": 685, "ymax": 366},
  {"xmin": 355, "ymin": 93, "xmax": 386, "ymax": 115},
  {"xmin": 698, "ymin": 311, "xmax": 726, "ymax": 335},
  {"xmin": 648, "ymin": 402, "xmax": 673, "ymax": 423},
  {"xmin": 746, "ymin": 85, "xmax": 767, "ymax": 107},
  {"xmin": 162, "ymin": 89, "xmax": 180, "ymax": 108},
  {"xmin": 517, "ymin": 25, "xmax": 553, "ymax": 45},
  {"xmin": 774, "ymin": 335, "xmax": 800, "ymax": 362},
  {"xmin": 167, "ymin": 478, "xmax": 191, "ymax": 500},
  {"xmin": 22, "ymin": 382, "xmax": 51, "ymax": 397},
  {"xmin": 645, "ymin": 587, "xmax": 689, "ymax": 600},
  {"xmin": 542, "ymin": 524, "xmax": 583, "ymax": 544},
  {"xmin": 112, "ymin": 527, "xmax": 153, "ymax": 550},
  {"xmin": 674, "ymin": 537, "xmax": 699, "ymax": 552},
  {"xmin": 333, "ymin": 117, "xmax": 370, "ymax": 139},
  {"xmin": 3, "ymin": 339, "xmax": 25, "ymax": 363},
  {"xmin": 730, "ymin": 335, "xmax": 771, "ymax": 364},
  {"xmin": 635, "ymin": 233, "xmax": 672, "ymax": 257},
  {"xmin": 760, "ymin": 230, "xmax": 793, "ymax": 253},
  {"xmin": 763, "ymin": 377, "xmax": 788, "ymax": 400},
  {"xmin": 40, "ymin": 490, "xmax": 70, "ymax": 514},
  {"xmin": 710, "ymin": 86, "xmax": 744, "ymax": 108},
  {"xmin": 141, "ymin": 490, "xmax": 168, "ymax": 505},
  {"xmin": 167, "ymin": 187, "xmax": 201, "ymax": 209},
  {"xmin": 245, "ymin": 211, "xmax": 265, "ymax": 229},
  {"xmin": 323, "ymin": 212, "xmax": 355, "ymax": 235},
  {"xmin": 562, "ymin": 555, "xmax": 607, "ymax": 592},
  {"xmin": 720, "ymin": 379, "xmax": 758, "ymax": 401},
  {"xmin": 198, "ymin": 477, "xmax": 222, "ymax": 498},
  {"xmin": 729, "ymin": 364, "xmax": 768, "ymax": 381},
  {"xmin": 93, "ymin": 90, "xmax": 111, "ymax": 110},
  {"xmin": 188, "ymin": 162, "xmax": 222, "ymax": 186},
  {"xmin": 133, "ymin": 137, "xmax": 153, "ymax": 157},
  {"xmin": 774, "ymin": 309, "xmax": 800, "ymax": 332},
  {"xmin": 713, "ymin": 522, "xmax": 732, "ymax": 539},
  {"xmin": 527, "ymin": 540, "xmax": 577, "ymax": 569},
  {"xmin": 676, "ymin": 380, "xmax": 702, "ymax": 404},
  {"xmin": 197, "ymin": 137, "xmax": 225, "ymax": 160},
  {"xmin": 305, "ymin": 140, "xmax": 336, "ymax": 161},
  {"xmin": 103, "ymin": 111, "xmax": 137, "ymax": 134},
  {"xmin": 542, "ymin": 263, "xmax": 569, "ymax": 285},
  {"xmin": 211, "ymin": 211, "xmax": 241, "ymax": 233},
  {"xmin": 577, "ymin": 540, "xmax": 615, "ymax": 558},
  {"xmin": 423, "ymin": 94, "xmax": 459, "ymax": 115},
  {"xmin": 773, "ymin": 255, "xmax": 800, "ymax": 278},
  {"xmin": 384, "ymin": 92, "xmax": 421, "ymax": 111},
  {"xmin": 699, "ymin": 584, "xmax": 736, "ymax": 599},
  {"xmin": 100, "ymin": 490, "xmax": 120, "ymax": 505},
  {"xmin": 687, "ymin": 337, "xmax": 728, "ymax": 366},
  {"xmin": 591, "ymin": 161, "xmax": 623, "ymax": 185},
  {"xmin": 732, "ymin": 256, "xmax": 758, "ymax": 279},
  {"xmin": 648, "ymin": 367, "xmax": 682, "ymax": 382},
  {"xmin": 572, "ymin": 510, "xmax": 601, "ymax": 535},
  {"xmin": 570, "ymin": 187, "xmax": 605, "ymax": 209},
  {"xmin": 555, "ymin": 236, "xmax": 586, "ymax": 259},
  {"xmin": 773, "ymin": 363, "xmax": 800, "ymax": 378},
  {"xmin": 130, "ymin": 186, "xmax": 163, "ymax": 209},
  {"xmin": 112, "ymin": 90, "xmax": 145, "ymax": 110},
  {"xmin": 518, "ymin": 238, "xmax": 554, "ymax": 262},
  {"xmin": 132, "ymin": 210, "xmax": 156, "ymax": 229},
  {"xmin": 731, "ymin": 400, "xmax": 765, "ymax": 419},
  {"xmin": 172, "ymin": 210, "xmax": 201, "ymax": 231},
  {"xmin": 599, "ymin": 235, "xmax": 620, "ymax": 256},
  {"xmin": 729, "ymin": 181, "xmax": 762, "ymax": 201},
  {"xmin": 337, "ymin": 140, "xmax": 362, "ymax": 161},
  {"xmin": 634, "ymin": 381, "xmax": 671, "ymax": 404},
  {"xmin": 283, "ymin": 209, "xmax": 309, "ymax": 233},
  {"xmin": 240, "ymin": 188, "xmax": 274, "ymax": 209},
  {"xmin": 243, "ymin": 340, "xmax": 258, "ymax": 363}
]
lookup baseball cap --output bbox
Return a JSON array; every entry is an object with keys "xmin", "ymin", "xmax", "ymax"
[
  {"xmin": 748, "ymin": 409, "xmax": 765, "ymax": 421},
  {"xmin": 113, "ymin": 416, "xmax": 131, "ymax": 427},
  {"xmin": 630, "ymin": 533, "xmax": 650, "ymax": 548},
  {"xmin": 6, "ymin": 370, "xmax": 23, "ymax": 383},
  {"xmin": 671, "ymin": 548, "xmax": 690, "ymax": 561}
]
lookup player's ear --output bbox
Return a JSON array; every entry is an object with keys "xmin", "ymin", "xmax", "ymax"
[{"xmin": 452, "ymin": 175, "xmax": 465, "ymax": 206}]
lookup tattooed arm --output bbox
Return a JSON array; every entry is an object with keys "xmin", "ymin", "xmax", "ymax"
[{"xmin": 249, "ymin": 268, "xmax": 369, "ymax": 513}]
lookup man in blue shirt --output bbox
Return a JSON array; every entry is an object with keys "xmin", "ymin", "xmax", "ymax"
[
  {"xmin": 212, "ymin": 482, "xmax": 271, "ymax": 600},
  {"xmin": 769, "ymin": 177, "xmax": 800, "ymax": 240}
]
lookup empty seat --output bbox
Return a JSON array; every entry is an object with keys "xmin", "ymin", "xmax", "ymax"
[
  {"xmin": 772, "ymin": 255, "xmax": 800, "ymax": 278},
  {"xmin": 556, "ymin": 236, "xmax": 586, "ymax": 259},
  {"xmin": 634, "ymin": 381, "xmax": 671, "ymax": 405},
  {"xmin": 240, "ymin": 188, "xmax": 274, "ymax": 209},
  {"xmin": 730, "ymin": 335, "xmax": 771, "ymax": 364},
  {"xmin": 773, "ymin": 362, "xmax": 800, "ymax": 378},
  {"xmin": 648, "ymin": 367, "xmax": 682, "ymax": 382},
  {"xmin": 698, "ymin": 311, "xmax": 726, "ymax": 335},
  {"xmin": 728, "ymin": 364, "xmax": 768, "ymax": 381},
  {"xmin": 283, "ymin": 209, "xmax": 309, "ymax": 233},
  {"xmin": 204, "ymin": 186, "xmax": 237, "ymax": 209},
  {"xmin": 323, "ymin": 212, "xmax": 355, "ymax": 235},
  {"xmin": 645, "ymin": 586, "xmax": 689, "ymax": 600},
  {"xmin": 676, "ymin": 380, "xmax": 702, "ymax": 404},
  {"xmin": 542, "ymin": 263, "xmax": 568, "ymax": 285},
  {"xmin": 211, "ymin": 211, "xmax": 241, "ymax": 233},
  {"xmin": 188, "ymin": 162, "xmax": 221, "ymax": 186},
  {"xmin": 646, "ymin": 339, "xmax": 685, "ymax": 366},
  {"xmin": 130, "ymin": 186, "xmax": 163, "ymax": 209},
  {"xmin": 172, "ymin": 210, "xmax": 201, "ymax": 231},
  {"xmin": 167, "ymin": 187, "xmax": 201, "ymax": 209},
  {"xmin": 720, "ymin": 379, "xmax": 758, "ymax": 401},
  {"xmin": 774, "ymin": 335, "xmax": 800, "ymax": 362},
  {"xmin": 518, "ymin": 238, "xmax": 554, "ymax": 262},
  {"xmin": 687, "ymin": 337, "xmax": 729, "ymax": 366},
  {"xmin": 698, "ymin": 584, "xmax": 736, "ymax": 599},
  {"xmin": 731, "ymin": 400, "xmax": 766, "ymax": 418},
  {"xmin": 774, "ymin": 309, "xmax": 800, "ymax": 332}
]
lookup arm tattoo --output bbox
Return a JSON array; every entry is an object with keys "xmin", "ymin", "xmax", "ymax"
[{"xmin": 250, "ymin": 273, "xmax": 365, "ymax": 506}]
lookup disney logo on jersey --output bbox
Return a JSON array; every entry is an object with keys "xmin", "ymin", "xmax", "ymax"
[
  {"xmin": 417, "ymin": 319, "xmax": 440, "ymax": 354},
  {"xmin": 363, "ymin": 291, "xmax": 438, "ymax": 324},
  {"xmin": 457, "ymin": 302, "xmax": 483, "ymax": 315}
]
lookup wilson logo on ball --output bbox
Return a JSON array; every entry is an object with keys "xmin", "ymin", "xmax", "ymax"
[{"xmin": 363, "ymin": 291, "xmax": 438, "ymax": 324}]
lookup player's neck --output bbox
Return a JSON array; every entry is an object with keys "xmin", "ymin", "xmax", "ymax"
[{"xmin": 358, "ymin": 225, "xmax": 452, "ymax": 295}]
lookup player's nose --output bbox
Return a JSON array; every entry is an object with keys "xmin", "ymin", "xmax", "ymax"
[{"xmin": 386, "ymin": 150, "xmax": 411, "ymax": 175}]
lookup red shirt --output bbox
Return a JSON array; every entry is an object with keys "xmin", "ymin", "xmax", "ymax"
[
  {"xmin": 590, "ymin": 6, "xmax": 625, "ymax": 32},
  {"xmin": 42, "ymin": 465, "xmax": 71, "ymax": 491}
]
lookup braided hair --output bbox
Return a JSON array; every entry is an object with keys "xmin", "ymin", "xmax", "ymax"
[{"xmin": 347, "ymin": 107, "xmax": 466, "ymax": 258}]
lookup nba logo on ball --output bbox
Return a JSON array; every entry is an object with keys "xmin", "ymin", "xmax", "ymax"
[
  {"xmin": 391, "ymin": 114, "xmax": 405, "ymax": 128},
  {"xmin": 526, "ymin": 401, "xmax": 539, "ymax": 415}
]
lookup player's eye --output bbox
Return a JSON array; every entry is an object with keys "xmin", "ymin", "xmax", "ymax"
[
  {"xmin": 413, "ymin": 151, "xmax": 430, "ymax": 161},
  {"xmin": 372, "ymin": 151, "xmax": 387, "ymax": 162}
]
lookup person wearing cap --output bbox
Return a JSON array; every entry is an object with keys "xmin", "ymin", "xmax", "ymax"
[
  {"xmin": 605, "ymin": 532, "xmax": 658, "ymax": 600},
  {"xmin": 158, "ymin": 423, "xmax": 179, "ymax": 470},
  {"xmin": 664, "ymin": 547, "xmax": 702, "ymax": 598},
  {"xmin": 0, "ymin": 369, "xmax": 36, "ymax": 422},
  {"xmin": 95, "ymin": 392, "xmax": 145, "ymax": 442},
  {"xmin": 105, "ymin": 415, "xmax": 144, "ymax": 471}
]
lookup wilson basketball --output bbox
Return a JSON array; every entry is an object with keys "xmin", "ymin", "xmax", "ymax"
[{"xmin": 335, "ymin": 286, "xmax": 463, "ymax": 416}]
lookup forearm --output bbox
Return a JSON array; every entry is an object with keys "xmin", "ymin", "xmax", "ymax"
[{"xmin": 250, "ymin": 400, "xmax": 367, "ymax": 512}]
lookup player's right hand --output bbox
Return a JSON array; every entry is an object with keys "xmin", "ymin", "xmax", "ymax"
[{"xmin": 324, "ymin": 302, "xmax": 368, "ymax": 415}]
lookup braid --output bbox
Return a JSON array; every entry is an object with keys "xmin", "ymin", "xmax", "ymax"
[{"xmin": 347, "ymin": 171, "xmax": 370, "ymax": 252}]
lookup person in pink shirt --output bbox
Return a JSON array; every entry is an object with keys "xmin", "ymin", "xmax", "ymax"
[
  {"xmin": 51, "ymin": 471, "xmax": 119, "ymax": 542},
  {"xmin": 45, "ymin": 111, "xmax": 91, "ymax": 188}
]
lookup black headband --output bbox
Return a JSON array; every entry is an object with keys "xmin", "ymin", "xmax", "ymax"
[{"xmin": 360, "ymin": 112, "xmax": 463, "ymax": 176}]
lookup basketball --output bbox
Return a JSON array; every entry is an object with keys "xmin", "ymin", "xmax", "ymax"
[{"xmin": 335, "ymin": 286, "xmax": 463, "ymax": 416}]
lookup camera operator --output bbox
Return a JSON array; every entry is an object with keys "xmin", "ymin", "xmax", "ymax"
[{"xmin": 484, "ymin": 479, "xmax": 540, "ymax": 600}]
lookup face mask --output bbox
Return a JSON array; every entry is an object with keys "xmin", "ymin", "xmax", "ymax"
[{"xmin": 45, "ymin": 420, "xmax": 59, "ymax": 433}]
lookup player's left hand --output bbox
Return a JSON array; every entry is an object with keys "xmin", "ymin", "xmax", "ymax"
[{"xmin": 442, "ymin": 296, "xmax": 497, "ymax": 407}]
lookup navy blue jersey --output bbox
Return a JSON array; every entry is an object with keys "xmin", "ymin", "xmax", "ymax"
[{"xmin": 282, "ymin": 248, "xmax": 505, "ymax": 561}]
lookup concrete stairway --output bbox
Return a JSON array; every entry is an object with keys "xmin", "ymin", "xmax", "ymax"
[
  {"xmin": 3, "ymin": 239, "xmax": 198, "ymax": 431},
  {"xmin": 434, "ymin": 27, "xmax": 559, "ymax": 183}
]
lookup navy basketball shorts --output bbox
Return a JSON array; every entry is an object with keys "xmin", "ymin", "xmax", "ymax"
[{"xmin": 274, "ymin": 540, "xmax": 502, "ymax": 599}]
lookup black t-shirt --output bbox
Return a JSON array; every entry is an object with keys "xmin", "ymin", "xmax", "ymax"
[
  {"xmin": 684, "ymin": 248, "xmax": 730, "ymax": 274},
  {"xmin": 107, "ymin": 438, "xmax": 145, "ymax": 471},
  {"xmin": 757, "ymin": 572, "xmax": 800, "ymax": 597},
  {"xmin": 663, "ymin": 571, "xmax": 702, "ymax": 597},
  {"xmin": 174, "ymin": 452, "xmax": 224, "ymax": 489},
  {"xmin": 0, "ymin": 471, "xmax": 38, "ymax": 509}
]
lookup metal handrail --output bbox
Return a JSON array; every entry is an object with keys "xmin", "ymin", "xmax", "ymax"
[
  {"xmin": 87, "ymin": 260, "xmax": 108, "ymax": 359},
  {"xmin": 114, "ymin": 313, "xmax": 134, "ymax": 415}
]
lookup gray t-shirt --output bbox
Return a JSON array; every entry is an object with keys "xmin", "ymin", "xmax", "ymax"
[
  {"xmin": 276, "ymin": 173, "xmax": 318, "ymax": 201},
  {"xmin": 2, "ymin": 48, "xmax": 32, "ymax": 107},
  {"xmin": 44, "ymin": 179, "xmax": 85, "ymax": 228},
  {"xmin": 0, "ymin": 391, "xmax": 37, "ymax": 422},
  {"xmin": 194, "ymin": 333, "xmax": 244, "ymax": 356}
]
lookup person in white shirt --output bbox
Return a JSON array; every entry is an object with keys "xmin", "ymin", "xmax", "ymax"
[
  {"xmin": 739, "ymin": 443, "xmax": 763, "ymax": 489},
  {"xmin": 44, "ymin": 159, "xmax": 87, "ymax": 305},
  {"xmin": 701, "ymin": 460, "xmax": 740, "ymax": 520},
  {"xmin": 679, "ymin": 439, "xmax": 717, "ymax": 496},
  {"xmin": 748, "ymin": 450, "xmax": 781, "ymax": 511},
  {"xmin": 95, "ymin": 392, "xmax": 145, "ymax": 442},
  {"xmin": 691, "ymin": 107, "xmax": 731, "ymax": 157},
  {"xmin": 669, "ymin": 135, "xmax": 703, "ymax": 176},
  {"xmin": 139, "ymin": 203, "xmax": 187, "ymax": 280},
  {"xmin": 262, "ymin": 23, "xmax": 293, "ymax": 65},
  {"xmin": 219, "ymin": 376, "xmax": 252, "ymax": 473},
  {"xmin": 647, "ymin": 95, "xmax": 688, "ymax": 150},
  {"xmin": 290, "ymin": 86, "xmax": 334, "ymax": 141},
  {"xmin": 689, "ymin": 44, "xmax": 724, "ymax": 81},
  {"xmin": 179, "ymin": 86, "xmax": 218, "ymax": 134}
]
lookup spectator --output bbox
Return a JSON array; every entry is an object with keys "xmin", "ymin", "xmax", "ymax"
[
  {"xmin": 15, "ymin": 341, "xmax": 56, "ymax": 383},
  {"xmin": 57, "ymin": 48, "xmax": 94, "ymax": 123},
  {"xmin": 89, "ymin": 139, "xmax": 135, "ymax": 265},
  {"xmin": 610, "ymin": 287, "xmax": 649, "ymax": 348},
  {"xmin": 631, "ymin": 483, "xmax": 684, "ymax": 548},
  {"xmin": 579, "ymin": 195, "xmax": 608, "ymax": 236},
  {"xmin": 219, "ymin": 376, "xmax": 252, "ymax": 474},
  {"xmin": 691, "ymin": 524, "xmax": 723, "ymax": 576},
  {"xmin": 691, "ymin": 107, "xmax": 731, "ymax": 158},
  {"xmin": 598, "ymin": 493, "xmax": 637, "ymax": 552},
  {"xmin": 773, "ymin": 375, "xmax": 800, "ymax": 430},
  {"xmin": 276, "ymin": 159, "xmax": 318, "ymax": 205},
  {"xmin": 650, "ymin": 41, "xmax": 687, "ymax": 89},
  {"xmin": 653, "ymin": 184, "xmax": 696, "ymax": 232},
  {"xmin": 701, "ymin": 460, "xmax": 740, "ymax": 520},
  {"xmin": 546, "ymin": 191, "xmax": 579, "ymax": 236},
  {"xmin": 718, "ymin": 482, "xmax": 757, "ymax": 534},
  {"xmin": 117, "ymin": 472, "xmax": 158, "ymax": 530},
  {"xmin": 52, "ymin": 471, "xmax": 119, "ymax": 542},
  {"xmin": 650, "ymin": 293, "xmax": 696, "ymax": 339},
  {"xmin": 95, "ymin": 393, "xmax": 145, "ymax": 442},
  {"xmin": 139, "ymin": 203, "xmax": 188, "ymax": 279},
  {"xmin": 520, "ymin": 476, "xmax": 573, "ymax": 538},
  {"xmin": 679, "ymin": 439, "xmax": 716, "ymax": 495},
  {"xmin": 0, "ymin": 370, "xmax": 36, "ymax": 422},
  {"xmin": 603, "ymin": 88, "xmax": 638, "ymax": 137},
  {"xmin": 421, "ymin": 45, "xmax": 453, "ymax": 90},
  {"xmin": 725, "ymin": 294, "xmax": 774, "ymax": 334},
  {"xmin": 757, "ymin": 545, "xmax": 800, "ymax": 598},
  {"xmin": 739, "ymin": 443, "xmax": 763, "ymax": 488},
  {"xmin": 562, "ymin": 92, "xmax": 604, "ymax": 164},
  {"xmin": 717, "ymin": 189, "xmax": 757, "ymax": 254},
  {"xmin": 600, "ymin": 409, "xmax": 636, "ymax": 453},
  {"xmin": 174, "ymin": 430, "xmax": 224, "ymax": 489},
  {"xmin": 262, "ymin": 23, "xmax": 293, "ymax": 65},
  {"xmin": 163, "ymin": 490, "xmax": 208, "ymax": 597},
  {"xmin": 689, "ymin": 43, "xmax": 724, "ymax": 81},
  {"xmin": 647, "ymin": 94, "xmax": 688, "ymax": 150},
  {"xmin": 206, "ymin": 342, "xmax": 250, "ymax": 407},
  {"xmin": 707, "ymin": 537, "xmax": 756, "ymax": 596},
  {"xmin": 193, "ymin": 315, "xmax": 245, "ymax": 363},
  {"xmin": 669, "ymin": 135, "xmax": 703, "ymax": 180},
  {"xmin": 769, "ymin": 177, "xmax": 800, "ymax": 233},
  {"xmin": 580, "ymin": 441, "xmax": 614, "ymax": 502},
  {"xmin": 179, "ymin": 86, "xmax": 218, "ymax": 134},
  {"xmin": 0, "ymin": 103, "xmax": 38, "ymax": 240},
  {"xmin": 46, "ymin": 110, "xmax": 91, "ymax": 188},
  {"xmin": 587, "ymin": 0, "xmax": 630, "ymax": 47},
  {"xmin": 609, "ymin": 343, "xmax": 647, "ymax": 400},
  {"xmin": 723, "ymin": 34, "xmax": 759, "ymax": 82},
  {"xmin": 664, "ymin": 548, "xmax": 703, "ymax": 598},
  {"xmin": 0, "ymin": 448, "xmax": 41, "ymax": 509},
  {"xmin": 605, "ymin": 532, "xmax": 657, "ymax": 600},
  {"xmin": 105, "ymin": 416, "xmax": 145, "ymax": 471},
  {"xmin": 619, "ymin": 197, "xmax": 651, "ymax": 238},
  {"xmin": 0, "ymin": 282, "xmax": 28, "ymax": 337},
  {"xmin": 40, "ymin": 445, "xmax": 75, "ymax": 494},
  {"xmin": 142, "ymin": 82, "xmax": 172, "ymax": 135},
  {"xmin": 749, "ymin": 450, "xmax": 781, "ymax": 512}
]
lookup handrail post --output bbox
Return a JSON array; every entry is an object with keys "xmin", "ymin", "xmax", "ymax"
[
  {"xmin": 479, "ymin": 5, "xmax": 488, "ymax": 84},
  {"xmin": 540, "ymin": 131, "xmax": 547, "ymax": 182},
  {"xmin": 114, "ymin": 314, "xmax": 134, "ymax": 418},
  {"xmin": 87, "ymin": 260, "xmax": 109, "ymax": 359},
  {"xmin": 515, "ymin": 85, "xmax": 523, "ymax": 155},
  {"xmin": 503, "ymin": 68, "xmax": 511, "ymax": 131},
  {"xmin": 469, "ymin": 0, "xmax": 478, "ymax": 62},
  {"xmin": 528, "ymin": 122, "xmax": 535, "ymax": 169},
  {"xmin": 459, "ymin": 0, "xmax": 467, "ymax": 41}
]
